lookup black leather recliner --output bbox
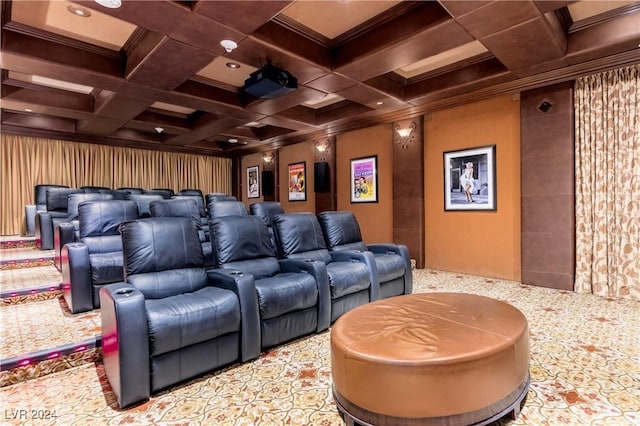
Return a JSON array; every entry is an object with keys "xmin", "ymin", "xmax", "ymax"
[
  {"xmin": 80, "ymin": 185, "xmax": 111, "ymax": 193},
  {"xmin": 100, "ymin": 217, "xmax": 261, "ymax": 408},
  {"xmin": 150, "ymin": 199, "xmax": 214, "ymax": 267},
  {"xmin": 142, "ymin": 188, "xmax": 174, "ymax": 199},
  {"xmin": 273, "ymin": 213, "xmax": 379, "ymax": 323},
  {"xmin": 178, "ymin": 188, "xmax": 203, "ymax": 198},
  {"xmin": 35, "ymin": 187, "xmax": 83, "ymax": 249},
  {"xmin": 205, "ymin": 193, "xmax": 237, "ymax": 206},
  {"xmin": 25, "ymin": 184, "xmax": 68, "ymax": 236},
  {"xmin": 207, "ymin": 201, "xmax": 248, "ymax": 219},
  {"xmin": 127, "ymin": 194, "xmax": 164, "ymax": 218},
  {"xmin": 61, "ymin": 200, "xmax": 139, "ymax": 313},
  {"xmin": 210, "ymin": 215, "xmax": 331, "ymax": 349},
  {"xmin": 117, "ymin": 187, "xmax": 143, "ymax": 195},
  {"xmin": 54, "ymin": 193, "xmax": 114, "ymax": 271},
  {"xmin": 250, "ymin": 201, "xmax": 285, "ymax": 249},
  {"xmin": 317, "ymin": 211, "xmax": 412, "ymax": 299}
]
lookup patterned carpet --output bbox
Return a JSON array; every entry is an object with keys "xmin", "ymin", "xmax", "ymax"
[{"xmin": 1, "ymin": 250, "xmax": 639, "ymax": 425}]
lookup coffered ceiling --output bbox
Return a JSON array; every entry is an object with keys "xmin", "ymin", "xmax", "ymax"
[{"xmin": 1, "ymin": 0, "xmax": 639, "ymax": 157}]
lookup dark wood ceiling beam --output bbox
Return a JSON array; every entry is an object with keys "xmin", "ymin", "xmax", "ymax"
[
  {"xmin": 566, "ymin": 13, "xmax": 640, "ymax": 65},
  {"xmin": 258, "ymin": 114, "xmax": 320, "ymax": 131},
  {"xmin": 169, "ymin": 12, "xmax": 247, "ymax": 55},
  {"xmin": 129, "ymin": 111, "xmax": 191, "ymax": 135},
  {"xmin": 192, "ymin": 1, "xmax": 293, "ymax": 35},
  {"xmin": 0, "ymin": 30, "xmax": 124, "ymax": 91},
  {"xmin": 166, "ymin": 80, "xmax": 256, "ymax": 120},
  {"xmin": 164, "ymin": 116, "xmax": 248, "ymax": 146},
  {"xmin": 1, "ymin": 84, "xmax": 93, "ymax": 113},
  {"xmin": 2, "ymin": 110, "xmax": 76, "ymax": 133},
  {"xmin": 275, "ymin": 106, "xmax": 317, "ymax": 126},
  {"xmin": 76, "ymin": 116, "xmax": 129, "ymax": 137},
  {"xmin": 316, "ymin": 102, "xmax": 371, "ymax": 125},
  {"xmin": 73, "ymin": 0, "xmax": 190, "ymax": 35},
  {"xmin": 245, "ymin": 86, "xmax": 326, "ymax": 115}
]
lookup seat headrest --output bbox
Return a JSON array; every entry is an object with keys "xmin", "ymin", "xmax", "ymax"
[
  {"xmin": 67, "ymin": 193, "xmax": 114, "ymax": 221},
  {"xmin": 171, "ymin": 195, "xmax": 206, "ymax": 216},
  {"xmin": 273, "ymin": 213, "xmax": 327, "ymax": 255},
  {"xmin": 317, "ymin": 211, "xmax": 364, "ymax": 248},
  {"xmin": 126, "ymin": 194, "xmax": 164, "ymax": 217},
  {"xmin": 121, "ymin": 217, "xmax": 204, "ymax": 274},
  {"xmin": 250, "ymin": 202, "xmax": 284, "ymax": 226},
  {"xmin": 78, "ymin": 200, "xmax": 139, "ymax": 237},
  {"xmin": 150, "ymin": 199, "xmax": 201, "ymax": 228},
  {"xmin": 208, "ymin": 201, "xmax": 247, "ymax": 218},
  {"xmin": 178, "ymin": 189, "xmax": 203, "ymax": 197},
  {"xmin": 34, "ymin": 184, "xmax": 68, "ymax": 205},
  {"xmin": 142, "ymin": 188, "xmax": 175, "ymax": 199},
  {"xmin": 205, "ymin": 193, "xmax": 237, "ymax": 205},
  {"xmin": 81, "ymin": 185, "xmax": 111, "ymax": 193},
  {"xmin": 46, "ymin": 187, "xmax": 83, "ymax": 211},
  {"xmin": 210, "ymin": 215, "xmax": 274, "ymax": 263}
]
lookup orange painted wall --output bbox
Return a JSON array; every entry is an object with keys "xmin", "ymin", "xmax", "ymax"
[
  {"xmin": 279, "ymin": 140, "xmax": 316, "ymax": 213},
  {"xmin": 336, "ymin": 124, "xmax": 393, "ymax": 243},
  {"xmin": 425, "ymin": 95, "xmax": 521, "ymax": 281},
  {"xmin": 240, "ymin": 152, "xmax": 264, "ymax": 209}
]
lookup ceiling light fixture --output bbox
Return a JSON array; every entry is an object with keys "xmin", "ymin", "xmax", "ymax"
[
  {"xmin": 67, "ymin": 5, "xmax": 91, "ymax": 17},
  {"xmin": 228, "ymin": 138, "xmax": 239, "ymax": 143},
  {"xmin": 94, "ymin": 0, "xmax": 122, "ymax": 8},
  {"xmin": 220, "ymin": 40, "xmax": 238, "ymax": 53},
  {"xmin": 226, "ymin": 62, "xmax": 241, "ymax": 69},
  {"xmin": 376, "ymin": 101, "xmax": 384, "ymax": 106},
  {"xmin": 155, "ymin": 127, "xmax": 164, "ymax": 134},
  {"xmin": 24, "ymin": 108, "xmax": 33, "ymax": 112}
]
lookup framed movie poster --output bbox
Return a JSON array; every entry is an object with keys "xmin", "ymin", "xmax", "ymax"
[
  {"xmin": 288, "ymin": 162, "xmax": 306, "ymax": 201},
  {"xmin": 443, "ymin": 145, "xmax": 496, "ymax": 211},
  {"xmin": 350, "ymin": 155, "xmax": 378, "ymax": 203},
  {"xmin": 247, "ymin": 165, "xmax": 259, "ymax": 199}
]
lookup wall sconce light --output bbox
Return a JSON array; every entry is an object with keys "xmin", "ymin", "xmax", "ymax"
[
  {"xmin": 315, "ymin": 139, "xmax": 331, "ymax": 161},
  {"xmin": 394, "ymin": 122, "xmax": 416, "ymax": 149},
  {"xmin": 263, "ymin": 153, "xmax": 273, "ymax": 164}
]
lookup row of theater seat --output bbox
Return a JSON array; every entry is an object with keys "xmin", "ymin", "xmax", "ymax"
[
  {"xmin": 25, "ymin": 184, "xmax": 234, "ymax": 252},
  {"xmin": 90, "ymin": 206, "xmax": 411, "ymax": 408}
]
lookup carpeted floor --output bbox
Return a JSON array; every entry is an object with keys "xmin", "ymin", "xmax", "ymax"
[{"xmin": 0, "ymin": 245, "xmax": 639, "ymax": 425}]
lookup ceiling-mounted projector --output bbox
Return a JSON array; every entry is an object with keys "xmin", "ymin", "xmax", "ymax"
[{"xmin": 243, "ymin": 63, "xmax": 297, "ymax": 99}]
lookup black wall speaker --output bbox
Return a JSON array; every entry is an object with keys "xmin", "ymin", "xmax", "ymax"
[
  {"xmin": 314, "ymin": 162, "xmax": 330, "ymax": 193},
  {"xmin": 261, "ymin": 170, "xmax": 275, "ymax": 197}
]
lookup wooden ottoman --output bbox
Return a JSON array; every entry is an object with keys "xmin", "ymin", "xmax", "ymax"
[{"xmin": 331, "ymin": 293, "xmax": 530, "ymax": 426}]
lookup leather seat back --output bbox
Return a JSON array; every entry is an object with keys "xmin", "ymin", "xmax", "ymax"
[
  {"xmin": 171, "ymin": 195, "xmax": 206, "ymax": 217},
  {"xmin": 35, "ymin": 184, "xmax": 68, "ymax": 209},
  {"xmin": 120, "ymin": 218, "xmax": 207, "ymax": 299},
  {"xmin": 317, "ymin": 211, "xmax": 368, "ymax": 252},
  {"xmin": 79, "ymin": 200, "xmax": 138, "ymax": 240},
  {"xmin": 150, "ymin": 199, "xmax": 204, "ymax": 241},
  {"xmin": 127, "ymin": 194, "xmax": 164, "ymax": 217},
  {"xmin": 46, "ymin": 187, "xmax": 83, "ymax": 214},
  {"xmin": 208, "ymin": 201, "xmax": 247, "ymax": 219},
  {"xmin": 68, "ymin": 193, "xmax": 114, "ymax": 222},
  {"xmin": 178, "ymin": 189, "xmax": 203, "ymax": 198},
  {"xmin": 250, "ymin": 202, "xmax": 284, "ymax": 227},
  {"xmin": 81, "ymin": 186, "xmax": 111, "ymax": 193},
  {"xmin": 143, "ymin": 188, "xmax": 174, "ymax": 199},
  {"xmin": 205, "ymin": 193, "xmax": 236, "ymax": 205},
  {"xmin": 272, "ymin": 213, "xmax": 332, "ymax": 263}
]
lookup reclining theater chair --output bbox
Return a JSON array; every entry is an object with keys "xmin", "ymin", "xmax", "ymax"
[
  {"xmin": 250, "ymin": 201, "xmax": 285, "ymax": 248},
  {"xmin": 273, "ymin": 213, "xmax": 379, "ymax": 323},
  {"xmin": 35, "ymin": 187, "xmax": 83, "ymax": 249},
  {"xmin": 318, "ymin": 211, "xmax": 412, "ymax": 299},
  {"xmin": 54, "ymin": 192, "xmax": 114, "ymax": 271},
  {"xmin": 150, "ymin": 199, "xmax": 214, "ymax": 267},
  {"xmin": 100, "ymin": 217, "xmax": 260, "ymax": 408},
  {"xmin": 25, "ymin": 184, "xmax": 68, "ymax": 236},
  {"xmin": 210, "ymin": 215, "xmax": 331, "ymax": 349},
  {"xmin": 61, "ymin": 200, "xmax": 139, "ymax": 313}
]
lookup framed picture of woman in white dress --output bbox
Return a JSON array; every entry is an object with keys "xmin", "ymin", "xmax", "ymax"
[{"xmin": 443, "ymin": 145, "xmax": 496, "ymax": 211}]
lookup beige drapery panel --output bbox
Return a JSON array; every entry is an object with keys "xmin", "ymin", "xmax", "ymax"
[
  {"xmin": 574, "ymin": 65, "xmax": 640, "ymax": 300},
  {"xmin": 0, "ymin": 134, "xmax": 231, "ymax": 235}
]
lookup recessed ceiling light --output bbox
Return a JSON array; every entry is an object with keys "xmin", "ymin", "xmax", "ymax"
[
  {"xmin": 376, "ymin": 101, "xmax": 384, "ymax": 106},
  {"xmin": 24, "ymin": 108, "xmax": 33, "ymax": 112},
  {"xmin": 228, "ymin": 138, "xmax": 239, "ymax": 143},
  {"xmin": 94, "ymin": 0, "xmax": 122, "ymax": 8},
  {"xmin": 226, "ymin": 62, "xmax": 241, "ymax": 69},
  {"xmin": 155, "ymin": 127, "xmax": 164, "ymax": 134},
  {"xmin": 67, "ymin": 5, "xmax": 92, "ymax": 17}
]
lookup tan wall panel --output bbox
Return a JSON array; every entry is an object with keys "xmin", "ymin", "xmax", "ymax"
[
  {"xmin": 336, "ymin": 124, "xmax": 393, "ymax": 244},
  {"xmin": 279, "ymin": 140, "xmax": 316, "ymax": 213},
  {"xmin": 425, "ymin": 95, "xmax": 521, "ymax": 281}
]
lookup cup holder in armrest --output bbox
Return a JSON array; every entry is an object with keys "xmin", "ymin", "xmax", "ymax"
[
  {"xmin": 116, "ymin": 288, "xmax": 134, "ymax": 296},
  {"xmin": 304, "ymin": 259, "xmax": 315, "ymax": 263},
  {"xmin": 229, "ymin": 271, "xmax": 243, "ymax": 276}
]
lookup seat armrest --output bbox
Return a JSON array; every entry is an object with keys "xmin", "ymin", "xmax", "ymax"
[
  {"xmin": 330, "ymin": 250, "xmax": 380, "ymax": 301},
  {"xmin": 368, "ymin": 244, "xmax": 412, "ymax": 294},
  {"xmin": 61, "ymin": 243, "xmax": 93, "ymax": 314},
  {"xmin": 100, "ymin": 283, "xmax": 150, "ymax": 408},
  {"xmin": 25, "ymin": 205, "xmax": 38, "ymax": 236},
  {"xmin": 35, "ymin": 211, "xmax": 54, "ymax": 249},
  {"xmin": 279, "ymin": 259, "xmax": 331, "ymax": 332},
  {"xmin": 54, "ymin": 222, "xmax": 75, "ymax": 271},
  {"xmin": 206, "ymin": 269, "xmax": 261, "ymax": 362}
]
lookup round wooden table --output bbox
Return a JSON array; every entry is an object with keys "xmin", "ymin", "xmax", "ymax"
[{"xmin": 331, "ymin": 293, "xmax": 530, "ymax": 426}]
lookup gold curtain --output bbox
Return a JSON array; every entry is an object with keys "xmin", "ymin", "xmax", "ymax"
[
  {"xmin": 0, "ymin": 135, "xmax": 231, "ymax": 235},
  {"xmin": 574, "ymin": 65, "xmax": 640, "ymax": 300}
]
